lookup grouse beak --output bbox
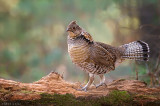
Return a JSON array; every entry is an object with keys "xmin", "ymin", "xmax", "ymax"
[{"xmin": 66, "ymin": 28, "xmax": 70, "ymax": 32}]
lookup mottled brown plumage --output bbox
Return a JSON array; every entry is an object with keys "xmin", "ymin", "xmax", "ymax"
[{"xmin": 66, "ymin": 21, "xmax": 149, "ymax": 91}]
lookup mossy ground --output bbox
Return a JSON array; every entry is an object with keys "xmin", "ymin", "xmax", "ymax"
[
  {"xmin": 0, "ymin": 90, "xmax": 135, "ymax": 106},
  {"xmin": 1, "ymin": 87, "xmax": 160, "ymax": 106}
]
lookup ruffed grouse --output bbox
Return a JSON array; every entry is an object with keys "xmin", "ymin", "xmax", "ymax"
[{"xmin": 66, "ymin": 21, "xmax": 149, "ymax": 91}]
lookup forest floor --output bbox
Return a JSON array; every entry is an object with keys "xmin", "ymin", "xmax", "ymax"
[{"xmin": 0, "ymin": 72, "xmax": 160, "ymax": 106}]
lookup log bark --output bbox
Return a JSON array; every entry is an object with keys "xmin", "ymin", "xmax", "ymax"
[{"xmin": 0, "ymin": 72, "xmax": 160, "ymax": 105}]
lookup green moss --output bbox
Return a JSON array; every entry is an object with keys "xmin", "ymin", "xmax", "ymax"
[
  {"xmin": 33, "ymin": 90, "xmax": 133, "ymax": 106},
  {"xmin": 117, "ymin": 79, "xmax": 126, "ymax": 81},
  {"xmin": 1, "ymin": 91, "xmax": 131, "ymax": 106},
  {"xmin": 0, "ymin": 88, "xmax": 9, "ymax": 93},
  {"xmin": 0, "ymin": 88, "xmax": 11, "ymax": 95},
  {"xmin": 0, "ymin": 90, "xmax": 159, "ymax": 106},
  {"xmin": 102, "ymin": 90, "xmax": 133, "ymax": 106},
  {"xmin": 20, "ymin": 90, "xmax": 34, "ymax": 94},
  {"xmin": 37, "ymin": 93, "xmax": 85, "ymax": 106},
  {"xmin": 135, "ymin": 94, "xmax": 160, "ymax": 100}
]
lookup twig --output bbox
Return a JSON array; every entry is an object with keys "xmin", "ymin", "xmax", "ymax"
[
  {"xmin": 135, "ymin": 62, "xmax": 138, "ymax": 80},
  {"xmin": 154, "ymin": 53, "xmax": 160, "ymax": 86}
]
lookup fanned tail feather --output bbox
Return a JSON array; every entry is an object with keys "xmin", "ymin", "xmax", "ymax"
[{"xmin": 121, "ymin": 40, "xmax": 150, "ymax": 61}]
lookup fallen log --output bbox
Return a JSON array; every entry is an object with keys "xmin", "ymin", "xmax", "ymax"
[{"xmin": 0, "ymin": 72, "xmax": 160, "ymax": 105}]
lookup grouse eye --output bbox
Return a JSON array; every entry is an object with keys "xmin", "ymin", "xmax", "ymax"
[{"xmin": 72, "ymin": 27, "xmax": 76, "ymax": 30}]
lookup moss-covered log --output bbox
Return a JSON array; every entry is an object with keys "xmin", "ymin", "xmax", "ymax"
[{"xmin": 0, "ymin": 72, "xmax": 160, "ymax": 105}]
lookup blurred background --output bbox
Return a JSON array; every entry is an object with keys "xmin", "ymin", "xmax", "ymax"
[{"xmin": 0, "ymin": 0, "xmax": 160, "ymax": 87}]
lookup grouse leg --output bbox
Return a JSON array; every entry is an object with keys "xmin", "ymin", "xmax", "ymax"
[
  {"xmin": 96, "ymin": 74, "xmax": 107, "ymax": 88},
  {"xmin": 79, "ymin": 73, "xmax": 94, "ymax": 91}
]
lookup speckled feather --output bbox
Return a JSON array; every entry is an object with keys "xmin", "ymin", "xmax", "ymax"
[
  {"xmin": 67, "ymin": 21, "xmax": 149, "ymax": 75},
  {"xmin": 68, "ymin": 34, "xmax": 125, "ymax": 75}
]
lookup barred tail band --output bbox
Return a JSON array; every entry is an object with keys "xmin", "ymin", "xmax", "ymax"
[{"xmin": 122, "ymin": 40, "xmax": 150, "ymax": 61}]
